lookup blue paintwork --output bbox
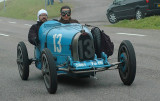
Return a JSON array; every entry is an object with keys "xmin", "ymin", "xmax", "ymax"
[
  {"xmin": 34, "ymin": 46, "xmax": 41, "ymax": 69},
  {"xmin": 68, "ymin": 53, "xmax": 110, "ymax": 71},
  {"xmin": 120, "ymin": 53, "xmax": 126, "ymax": 72},
  {"xmin": 34, "ymin": 20, "xmax": 112, "ymax": 76}
]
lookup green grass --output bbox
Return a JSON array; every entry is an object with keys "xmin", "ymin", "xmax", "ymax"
[
  {"xmin": 0, "ymin": 0, "xmax": 70, "ymax": 20},
  {"xmin": 107, "ymin": 16, "xmax": 160, "ymax": 30}
]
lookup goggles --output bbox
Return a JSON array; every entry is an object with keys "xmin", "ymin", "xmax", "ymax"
[{"xmin": 61, "ymin": 11, "xmax": 71, "ymax": 16}]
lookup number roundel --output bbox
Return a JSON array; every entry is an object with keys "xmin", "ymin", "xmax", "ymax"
[{"xmin": 78, "ymin": 33, "xmax": 95, "ymax": 61}]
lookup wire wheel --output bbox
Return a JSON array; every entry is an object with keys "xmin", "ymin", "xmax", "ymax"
[
  {"xmin": 17, "ymin": 42, "xmax": 29, "ymax": 80},
  {"xmin": 41, "ymin": 48, "xmax": 57, "ymax": 94},
  {"xmin": 42, "ymin": 54, "xmax": 50, "ymax": 88}
]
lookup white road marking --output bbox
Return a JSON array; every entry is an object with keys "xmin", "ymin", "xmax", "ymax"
[
  {"xmin": 116, "ymin": 33, "xmax": 146, "ymax": 36},
  {"xmin": 8, "ymin": 21, "xmax": 16, "ymax": 24},
  {"xmin": 0, "ymin": 33, "xmax": 9, "ymax": 37},
  {"xmin": 24, "ymin": 24, "xmax": 32, "ymax": 27}
]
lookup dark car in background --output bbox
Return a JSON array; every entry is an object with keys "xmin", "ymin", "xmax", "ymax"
[{"xmin": 107, "ymin": 0, "xmax": 160, "ymax": 24}]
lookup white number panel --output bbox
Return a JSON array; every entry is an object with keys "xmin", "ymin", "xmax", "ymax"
[{"xmin": 53, "ymin": 34, "xmax": 62, "ymax": 53}]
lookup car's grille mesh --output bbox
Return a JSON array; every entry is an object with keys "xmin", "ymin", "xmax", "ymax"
[{"xmin": 78, "ymin": 33, "xmax": 95, "ymax": 61}]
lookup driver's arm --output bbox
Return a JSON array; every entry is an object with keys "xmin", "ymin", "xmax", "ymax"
[{"xmin": 28, "ymin": 24, "xmax": 38, "ymax": 45}]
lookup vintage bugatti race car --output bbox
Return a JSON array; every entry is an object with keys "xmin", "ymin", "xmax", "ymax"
[{"xmin": 17, "ymin": 20, "xmax": 136, "ymax": 94}]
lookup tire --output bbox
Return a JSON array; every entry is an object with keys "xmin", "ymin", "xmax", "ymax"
[
  {"xmin": 91, "ymin": 27, "xmax": 101, "ymax": 58},
  {"xmin": 118, "ymin": 40, "xmax": 136, "ymax": 85},
  {"xmin": 17, "ymin": 41, "xmax": 29, "ymax": 80},
  {"xmin": 135, "ymin": 9, "xmax": 144, "ymax": 20},
  {"xmin": 41, "ymin": 48, "xmax": 57, "ymax": 94},
  {"xmin": 107, "ymin": 12, "xmax": 118, "ymax": 24}
]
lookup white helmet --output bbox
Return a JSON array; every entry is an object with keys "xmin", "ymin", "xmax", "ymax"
[{"xmin": 37, "ymin": 9, "xmax": 48, "ymax": 21}]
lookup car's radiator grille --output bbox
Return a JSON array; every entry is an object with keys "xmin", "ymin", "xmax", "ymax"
[{"xmin": 78, "ymin": 33, "xmax": 95, "ymax": 61}]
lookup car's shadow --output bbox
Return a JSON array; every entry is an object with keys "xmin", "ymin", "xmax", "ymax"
[
  {"xmin": 57, "ymin": 75, "xmax": 95, "ymax": 87},
  {"xmin": 28, "ymin": 72, "xmax": 95, "ymax": 87}
]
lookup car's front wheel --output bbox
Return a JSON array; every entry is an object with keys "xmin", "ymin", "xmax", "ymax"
[
  {"xmin": 107, "ymin": 12, "xmax": 118, "ymax": 24},
  {"xmin": 135, "ymin": 9, "xmax": 144, "ymax": 20},
  {"xmin": 118, "ymin": 40, "xmax": 136, "ymax": 85},
  {"xmin": 41, "ymin": 48, "xmax": 57, "ymax": 94}
]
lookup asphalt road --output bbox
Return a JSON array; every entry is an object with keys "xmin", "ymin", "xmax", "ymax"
[{"xmin": 0, "ymin": 0, "xmax": 160, "ymax": 101}]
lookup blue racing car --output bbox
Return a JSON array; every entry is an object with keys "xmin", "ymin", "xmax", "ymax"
[{"xmin": 17, "ymin": 20, "xmax": 136, "ymax": 94}]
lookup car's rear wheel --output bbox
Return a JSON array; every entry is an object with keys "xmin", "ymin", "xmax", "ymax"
[
  {"xmin": 17, "ymin": 41, "xmax": 29, "ymax": 80},
  {"xmin": 41, "ymin": 48, "xmax": 57, "ymax": 94},
  {"xmin": 107, "ymin": 12, "xmax": 118, "ymax": 24},
  {"xmin": 118, "ymin": 40, "xmax": 136, "ymax": 85},
  {"xmin": 136, "ymin": 9, "xmax": 144, "ymax": 20}
]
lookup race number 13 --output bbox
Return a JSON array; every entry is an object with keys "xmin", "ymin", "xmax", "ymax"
[{"xmin": 53, "ymin": 34, "xmax": 62, "ymax": 53}]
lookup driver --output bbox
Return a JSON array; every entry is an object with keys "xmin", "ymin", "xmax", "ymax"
[
  {"xmin": 59, "ymin": 6, "xmax": 79, "ymax": 24},
  {"xmin": 28, "ymin": 9, "xmax": 48, "ymax": 45}
]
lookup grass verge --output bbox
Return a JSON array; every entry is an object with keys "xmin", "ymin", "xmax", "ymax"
[
  {"xmin": 107, "ymin": 16, "xmax": 160, "ymax": 30},
  {"xmin": 0, "ymin": 0, "xmax": 70, "ymax": 20}
]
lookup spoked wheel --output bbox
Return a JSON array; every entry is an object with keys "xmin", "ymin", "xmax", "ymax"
[
  {"xmin": 135, "ymin": 9, "xmax": 144, "ymax": 20},
  {"xmin": 107, "ymin": 12, "xmax": 118, "ymax": 24},
  {"xmin": 17, "ymin": 41, "xmax": 29, "ymax": 80},
  {"xmin": 118, "ymin": 40, "xmax": 136, "ymax": 85},
  {"xmin": 41, "ymin": 48, "xmax": 57, "ymax": 94},
  {"xmin": 91, "ymin": 27, "xmax": 101, "ymax": 58}
]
